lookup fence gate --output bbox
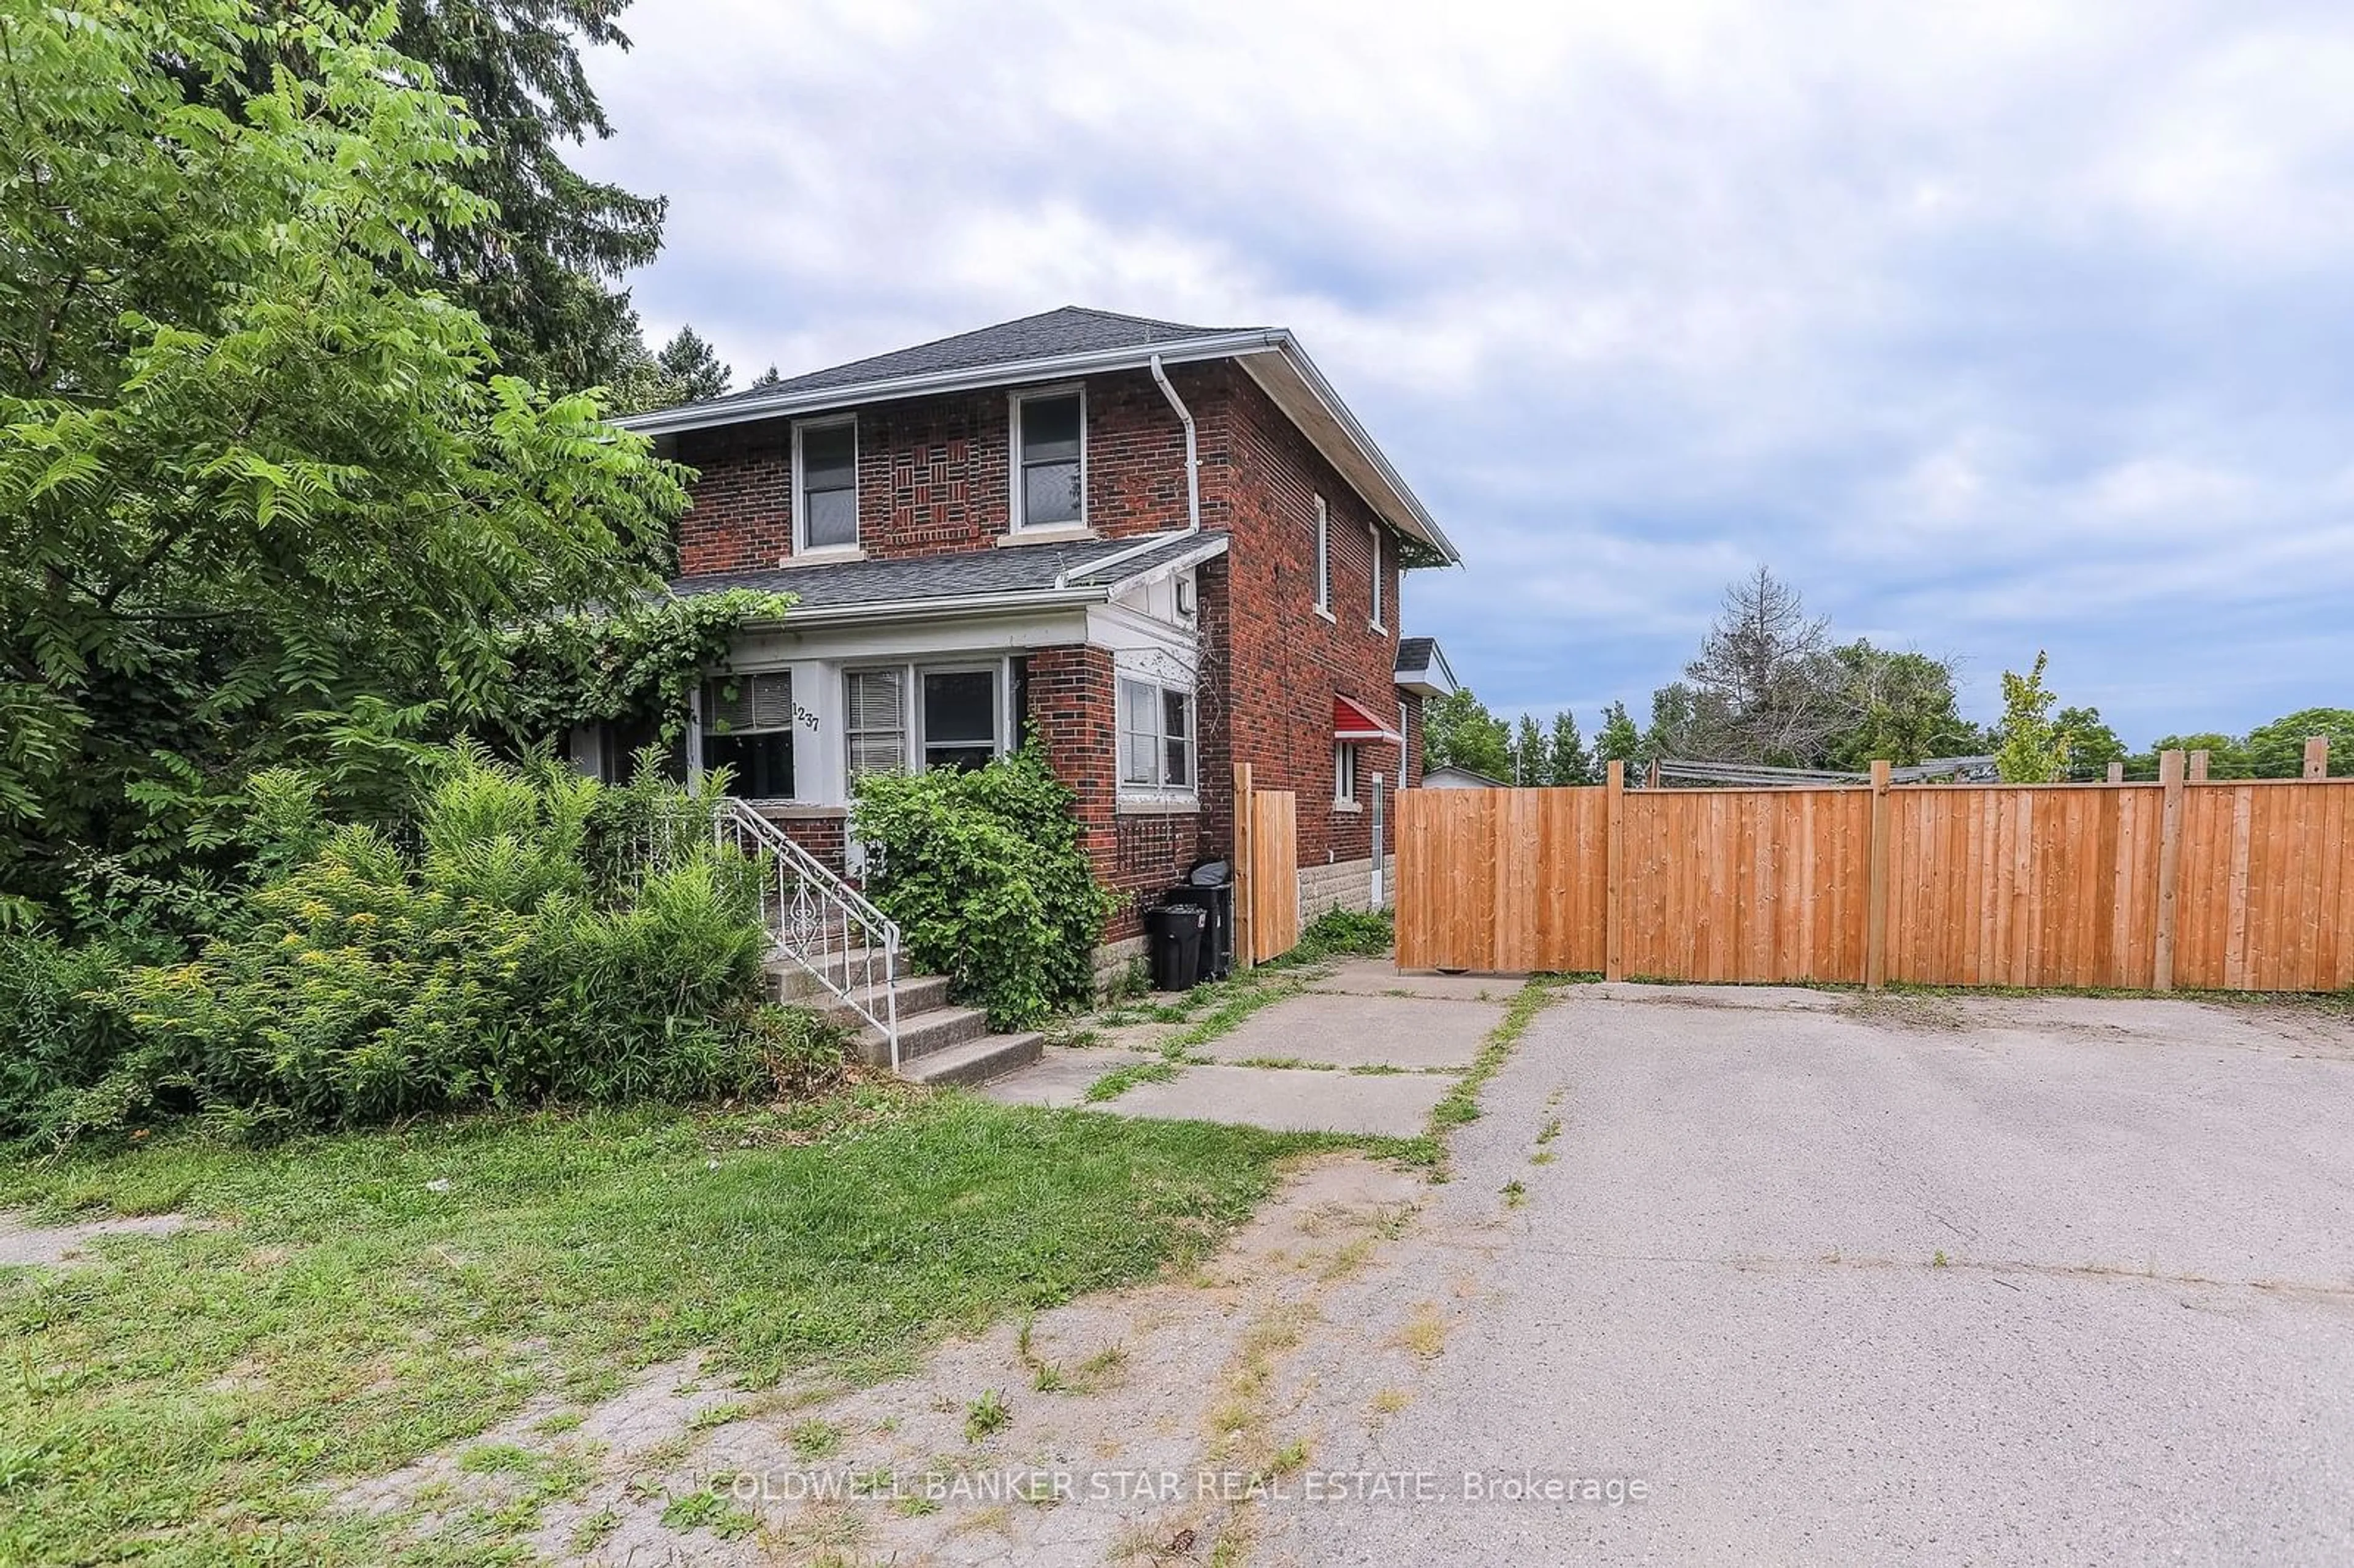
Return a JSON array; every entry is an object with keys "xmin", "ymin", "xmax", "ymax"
[{"xmin": 1233, "ymin": 763, "xmax": 1300, "ymax": 965}]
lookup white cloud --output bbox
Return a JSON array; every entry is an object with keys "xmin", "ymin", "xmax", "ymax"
[{"xmin": 577, "ymin": 0, "xmax": 2354, "ymax": 741}]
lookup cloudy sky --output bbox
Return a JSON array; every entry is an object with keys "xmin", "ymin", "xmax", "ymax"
[{"xmin": 574, "ymin": 0, "xmax": 2354, "ymax": 745}]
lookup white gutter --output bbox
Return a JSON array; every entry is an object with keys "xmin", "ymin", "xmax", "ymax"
[
  {"xmin": 619, "ymin": 331, "xmax": 1287, "ymax": 437},
  {"xmin": 1053, "ymin": 354, "xmax": 1203, "ymax": 591}
]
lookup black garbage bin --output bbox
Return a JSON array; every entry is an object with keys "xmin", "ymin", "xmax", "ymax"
[
  {"xmin": 1164, "ymin": 859, "xmax": 1234, "ymax": 983},
  {"xmin": 1143, "ymin": 903, "xmax": 1207, "ymax": 992}
]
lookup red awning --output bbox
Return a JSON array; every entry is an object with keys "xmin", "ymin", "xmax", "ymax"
[{"xmin": 1333, "ymin": 693, "xmax": 1403, "ymax": 744}]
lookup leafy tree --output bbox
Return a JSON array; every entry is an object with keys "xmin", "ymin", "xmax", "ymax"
[
  {"xmin": 2244, "ymin": 707, "xmax": 2354, "ymax": 778},
  {"xmin": 1594, "ymin": 701, "xmax": 1644, "ymax": 778},
  {"xmin": 1512, "ymin": 714, "xmax": 1545, "ymax": 786},
  {"xmin": 1827, "ymin": 641, "xmax": 1975, "ymax": 767},
  {"xmin": 0, "ymin": 0, "xmax": 690, "ymax": 919},
  {"xmin": 654, "ymin": 325, "xmax": 731, "ymax": 404},
  {"xmin": 376, "ymin": 0, "xmax": 668, "ymax": 394},
  {"xmin": 1993, "ymin": 652, "xmax": 2069, "ymax": 783},
  {"xmin": 2144, "ymin": 732, "xmax": 2253, "ymax": 779},
  {"xmin": 1423, "ymin": 688, "xmax": 1512, "ymax": 780},
  {"xmin": 2054, "ymin": 705, "xmax": 2127, "ymax": 779},
  {"xmin": 1547, "ymin": 710, "xmax": 1594, "ymax": 786}
]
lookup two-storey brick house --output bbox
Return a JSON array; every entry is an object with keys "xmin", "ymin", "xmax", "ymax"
[{"xmin": 614, "ymin": 307, "xmax": 1461, "ymax": 970}]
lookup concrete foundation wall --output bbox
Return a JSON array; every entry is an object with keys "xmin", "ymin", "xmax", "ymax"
[{"xmin": 1299, "ymin": 856, "xmax": 1382, "ymax": 922}]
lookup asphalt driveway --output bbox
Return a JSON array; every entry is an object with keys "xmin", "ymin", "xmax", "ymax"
[{"xmin": 1263, "ymin": 983, "xmax": 2354, "ymax": 1566}]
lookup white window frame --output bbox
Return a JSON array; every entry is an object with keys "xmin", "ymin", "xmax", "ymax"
[
  {"xmin": 1118, "ymin": 676, "xmax": 1196, "ymax": 795},
  {"xmin": 1313, "ymin": 494, "xmax": 1333, "ymax": 619},
  {"xmin": 914, "ymin": 661, "xmax": 1008, "ymax": 774},
  {"xmin": 1368, "ymin": 522, "xmax": 1385, "ymax": 632},
  {"xmin": 792, "ymin": 414, "xmax": 860, "ymax": 556},
  {"xmin": 700, "ymin": 671, "xmax": 799, "ymax": 799},
  {"xmin": 844, "ymin": 666, "xmax": 910, "ymax": 789},
  {"xmin": 1334, "ymin": 740, "xmax": 1358, "ymax": 805},
  {"xmin": 1010, "ymin": 383, "xmax": 1088, "ymax": 533}
]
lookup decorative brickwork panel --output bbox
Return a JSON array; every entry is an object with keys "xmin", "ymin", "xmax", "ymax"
[{"xmin": 674, "ymin": 365, "xmax": 1236, "ymax": 574}]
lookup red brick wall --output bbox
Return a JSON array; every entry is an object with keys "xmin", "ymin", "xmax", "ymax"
[
  {"xmin": 671, "ymin": 357, "xmax": 1426, "ymax": 893},
  {"xmin": 755, "ymin": 810, "xmax": 848, "ymax": 878},
  {"xmin": 1023, "ymin": 642, "xmax": 1222, "ymax": 942},
  {"xmin": 1195, "ymin": 369, "xmax": 1411, "ymax": 870},
  {"xmin": 674, "ymin": 367, "xmax": 1227, "ymax": 575}
]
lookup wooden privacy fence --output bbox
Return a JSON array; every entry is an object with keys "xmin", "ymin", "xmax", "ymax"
[
  {"xmin": 1394, "ymin": 748, "xmax": 2354, "ymax": 992},
  {"xmin": 1232, "ymin": 763, "xmax": 1300, "ymax": 967}
]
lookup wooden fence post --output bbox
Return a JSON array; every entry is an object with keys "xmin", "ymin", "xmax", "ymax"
[
  {"xmin": 1865, "ymin": 760, "xmax": 1891, "ymax": 989},
  {"xmin": 2106, "ymin": 761, "xmax": 2125, "ymax": 784},
  {"xmin": 1604, "ymin": 760, "xmax": 1625, "ymax": 982},
  {"xmin": 2188, "ymin": 748, "xmax": 2210, "ymax": 783},
  {"xmin": 1233, "ymin": 762, "xmax": 1255, "ymax": 973},
  {"xmin": 2152, "ymin": 748, "xmax": 2185, "ymax": 991},
  {"xmin": 2305, "ymin": 736, "xmax": 2331, "ymax": 780}
]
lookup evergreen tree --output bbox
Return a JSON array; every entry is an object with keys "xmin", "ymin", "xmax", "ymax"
[
  {"xmin": 378, "ymin": 0, "xmax": 668, "ymax": 393},
  {"xmin": 653, "ymin": 325, "xmax": 731, "ymax": 404},
  {"xmin": 1547, "ymin": 710, "xmax": 1594, "ymax": 785},
  {"xmin": 1513, "ymin": 715, "xmax": 1546, "ymax": 786},
  {"xmin": 1595, "ymin": 701, "xmax": 1644, "ymax": 778}
]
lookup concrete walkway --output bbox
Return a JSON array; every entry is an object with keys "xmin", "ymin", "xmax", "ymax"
[{"xmin": 978, "ymin": 957, "xmax": 1512, "ymax": 1136}]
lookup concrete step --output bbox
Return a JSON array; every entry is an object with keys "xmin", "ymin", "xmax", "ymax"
[
  {"xmin": 764, "ymin": 946, "xmax": 897, "ymax": 1003},
  {"xmin": 897, "ymin": 1030, "xmax": 1045, "ymax": 1089},
  {"xmin": 812, "ymin": 973, "xmax": 954, "ymax": 1031},
  {"xmin": 854, "ymin": 1003, "xmax": 990, "ymax": 1068}
]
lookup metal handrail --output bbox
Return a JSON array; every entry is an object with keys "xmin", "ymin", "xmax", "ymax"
[{"xmin": 710, "ymin": 799, "xmax": 902, "ymax": 1070}]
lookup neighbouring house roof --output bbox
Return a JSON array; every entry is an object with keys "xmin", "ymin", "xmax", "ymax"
[
  {"xmin": 1393, "ymin": 636, "xmax": 1458, "ymax": 698},
  {"xmin": 1423, "ymin": 764, "xmax": 1513, "ymax": 788},
  {"xmin": 619, "ymin": 306, "xmax": 1461, "ymax": 566},
  {"xmin": 669, "ymin": 530, "xmax": 1227, "ymax": 625},
  {"xmin": 1333, "ymin": 694, "xmax": 1404, "ymax": 744}
]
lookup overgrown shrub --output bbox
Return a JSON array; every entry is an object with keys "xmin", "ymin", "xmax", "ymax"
[
  {"xmin": 10, "ymin": 747, "xmax": 847, "ymax": 1144},
  {"xmin": 853, "ymin": 751, "xmax": 1116, "ymax": 1029}
]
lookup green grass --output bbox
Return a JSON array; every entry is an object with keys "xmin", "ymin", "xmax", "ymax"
[
  {"xmin": 0, "ymin": 1089, "xmax": 1344, "ymax": 1565},
  {"xmin": 1428, "ymin": 979, "xmax": 1556, "ymax": 1137}
]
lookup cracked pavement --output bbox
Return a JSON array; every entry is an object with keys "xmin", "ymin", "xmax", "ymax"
[{"xmin": 1257, "ymin": 983, "xmax": 2354, "ymax": 1566}]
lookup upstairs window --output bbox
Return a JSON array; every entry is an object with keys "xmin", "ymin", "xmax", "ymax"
[
  {"xmin": 1313, "ymin": 495, "xmax": 1332, "ymax": 616},
  {"xmin": 703, "ymin": 672, "xmax": 796, "ymax": 799},
  {"xmin": 1119, "ymin": 677, "xmax": 1195, "ymax": 791},
  {"xmin": 1014, "ymin": 389, "xmax": 1084, "ymax": 530},
  {"xmin": 1368, "ymin": 522, "xmax": 1385, "ymax": 631},
  {"xmin": 796, "ymin": 418, "xmax": 858, "ymax": 551}
]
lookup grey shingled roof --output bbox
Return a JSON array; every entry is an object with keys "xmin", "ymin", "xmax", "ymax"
[
  {"xmin": 1394, "ymin": 637, "xmax": 1439, "ymax": 675},
  {"xmin": 689, "ymin": 308, "xmax": 1259, "ymax": 411},
  {"xmin": 670, "ymin": 531, "xmax": 1224, "ymax": 614}
]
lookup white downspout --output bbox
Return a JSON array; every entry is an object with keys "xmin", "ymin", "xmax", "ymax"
[
  {"xmin": 1150, "ymin": 352, "xmax": 1201, "ymax": 536},
  {"xmin": 1054, "ymin": 354, "xmax": 1205, "ymax": 591}
]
